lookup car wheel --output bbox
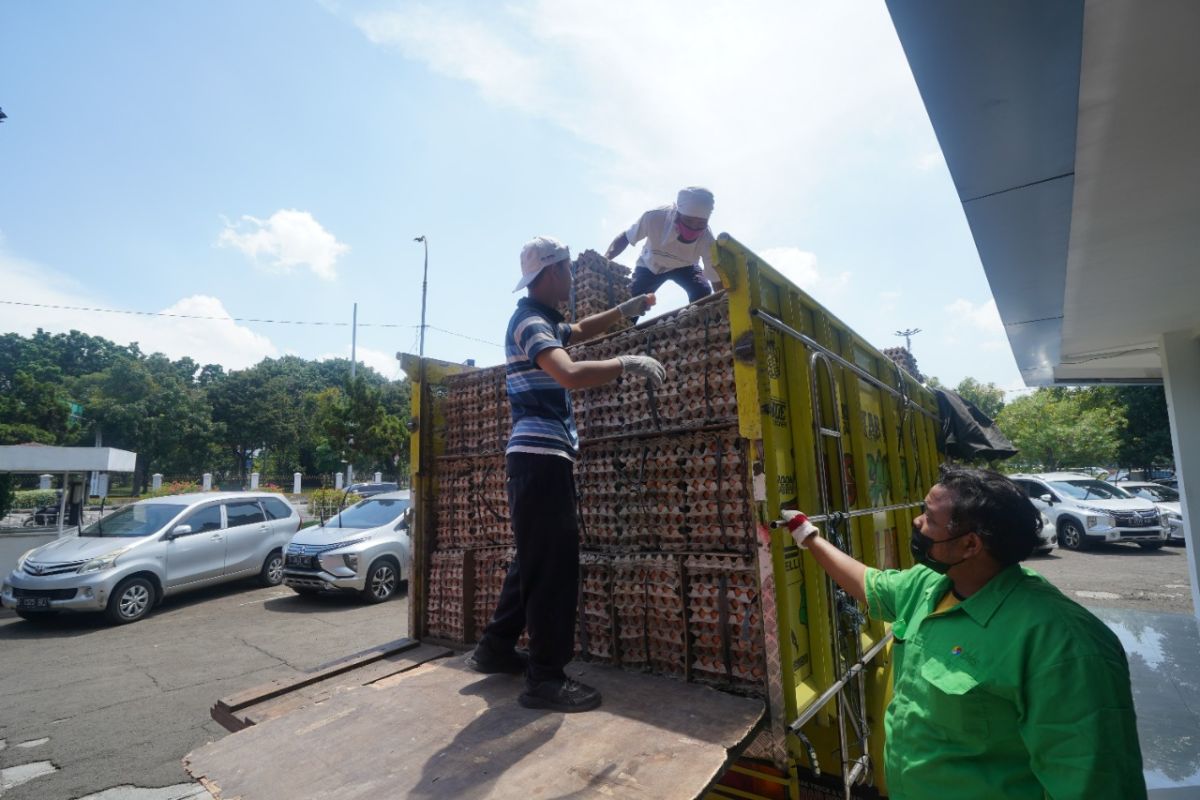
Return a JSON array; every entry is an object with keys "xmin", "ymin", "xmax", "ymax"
[
  {"xmin": 1137, "ymin": 542, "xmax": 1165, "ymax": 551},
  {"xmin": 360, "ymin": 559, "xmax": 399, "ymax": 604},
  {"xmin": 15, "ymin": 610, "xmax": 59, "ymax": 622},
  {"xmin": 105, "ymin": 576, "xmax": 155, "ymax": 625},
  {"xmin": 258, "ymin": 550, "xmax": 284, "ymax": 587},
  {"xmin": 1060, "ymin": 519, "xmax": 1089, "ymax": 551}
]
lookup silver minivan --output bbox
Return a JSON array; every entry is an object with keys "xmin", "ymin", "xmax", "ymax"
[{"xmin": 1, "ymin": 492, "xmax": 300, "ymax": 624}]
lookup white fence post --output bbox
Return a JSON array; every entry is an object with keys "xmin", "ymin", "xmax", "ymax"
[
  {"xmin": 293, "ymin": 472, "xmax": 302, "ymax": 494},
  {"xmin": 335, "ymin": 472, "xmax": 344, "ymax": 490},
  {"xmin": 374, "ymin": 471, "xmax": 382, "ymax": 483},
  {"xmin": 39, "ymin": 474, "xmax": 52, "ymax": 490},
  {"xmin": 152, "ymin": 473, "xmax": 163, "ymax": 491},
  {"xmin": 250, "ymin": 472, "xmax": 260, "ymax": 490},
  {"xmin": 202, "ymin": 473, "xmax": 213, "ymax": 492}
]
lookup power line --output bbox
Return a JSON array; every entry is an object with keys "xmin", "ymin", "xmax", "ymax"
[
  {"xmin": 0, "ymin": 297, "xmax": 503, "ymax": 348},
  {"xmin": 0, "ymin": 298, "xmax": 402, "ymax": 328}
]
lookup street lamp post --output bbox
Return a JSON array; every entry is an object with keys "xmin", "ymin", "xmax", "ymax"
[{"xmin": 414, "ymin": 236, "xmax": 429, "ymax": 358}]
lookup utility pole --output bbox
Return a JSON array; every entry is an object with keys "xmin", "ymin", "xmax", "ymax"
[
  {"xmin": 414, "ymin": 236, "xmax": 429, "ymax": 358},
  {"xmin": 894, "ymin": 327, "xmax": 922, "ymax": 353},
  {"xmin": 348, "ymin": 302, "xmax": 357, "ymax": 487}
]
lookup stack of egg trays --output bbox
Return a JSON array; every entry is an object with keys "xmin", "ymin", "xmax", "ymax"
[
  {"xmin": 472, "ymin": 546, "xmax": 514, "ymax": 640},
  {"xmin": 612, "ymin": 554, "xmax": 687, "ymax": 678},
  {"xmin": 575, "ymin": 428, "xmax": 755, "ymax": 554},
  {"xmin": 568, "ymin": 249, "xmax": 633, "ymax": 328},
  {"xmin": 434, "ymin": 455, "xmax": 509, "ymax": 550},
  {"xmin": 684, "ymin": 553, "xmax": 767, "ymax": 692},
  {"xmin": 570, "ymin": 293, "xmax": 735, "ymax": 441},
  {"xmin": 427, "ymin": 549, "xmax": 470, "ymax": 643},
  {"xmin": 442, "ymin": 367, "xmax": 508, "ymax": 456},
  {"xmin": 575, "ymin": 552, "xmax": 616, "ymax": 663}
]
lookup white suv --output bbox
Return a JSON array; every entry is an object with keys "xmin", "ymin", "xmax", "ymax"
[
  {"xmin": 282, "ymin": 491, "xmax": 411, "ymax": 603},
  {"xmin": 1009, "ymin": 473, "xmax": 1166, "ymax": 551}
]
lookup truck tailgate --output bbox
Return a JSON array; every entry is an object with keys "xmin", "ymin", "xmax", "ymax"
[{"xmin": 186, "ymin": 653, "xmax": 766, "ymax": 800}]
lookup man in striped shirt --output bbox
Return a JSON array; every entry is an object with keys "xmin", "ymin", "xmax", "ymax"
[{"xmin": 468, "ymin": 235, "xmax": 666, "ymax": 713}]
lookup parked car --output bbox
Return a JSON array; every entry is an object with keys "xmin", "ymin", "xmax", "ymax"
[
  {"xmin": 1155, "ymin": 477, "xmax": 1179, "ymax": 491},
  {"xmin": 282, "ymin": 490, "xmax": 411, "ymax": 603},
  {"xmin": 1009, "ymin": 472, "xmax": 1166, "ymax": 551},
  {"xmin": 1, "ymin": 492, "xmax": 300, "ymax": 624},
  {"xmin": 1035, "ymin": 511, "xmax": 1058, "ymax": 555},
  {"xmin": 1118, "ymin": 481, "xmax": 1185, "ymax": 544},
  {"xmin": 345, "ymin": 482, "xmax": 400, "ymax": 499}
]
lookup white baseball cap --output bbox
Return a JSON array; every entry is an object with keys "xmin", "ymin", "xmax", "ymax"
[
  {"xmin": 515, "ymin": 235, "xmax": 570, "ymax": 292},
  {"xmin": 676, "ymin": 186, "xmax": 715, "ymax": 218}
]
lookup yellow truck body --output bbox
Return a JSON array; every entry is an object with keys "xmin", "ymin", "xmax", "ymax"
[{"xmin": 402, "ymin": 234, "xmax": 940, "ymax": 799}]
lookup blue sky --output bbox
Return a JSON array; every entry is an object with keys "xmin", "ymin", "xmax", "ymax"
[{"xmin": 0, "ymin": 1, "xmax": 1022, "ymax": 391}]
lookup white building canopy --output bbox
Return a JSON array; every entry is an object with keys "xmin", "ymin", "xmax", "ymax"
[{"xmin": 0, "ymin": 445, "xmax": 138, "ymax": 474}]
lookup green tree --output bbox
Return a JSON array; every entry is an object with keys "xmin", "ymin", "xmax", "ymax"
[
  {"xmin": 954, "ymin": 377, "xmax": 1006, "ymax": 420},
  {"xmin": 78, "ymin": 355, "xmax": 218, "ymax": 491},
  {"xmin": 1113, "ymin": 386, "xmax": 1173, "ymax": 473},
  {"xmin": 995, "ymin": 388, "xmax": 1125, "ymax": 471}
]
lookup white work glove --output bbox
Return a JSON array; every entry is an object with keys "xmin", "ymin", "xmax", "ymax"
[
  {"xmin": 616, "ymin": 293, "xmax": 656, "ymax": 319},
  {"xmin": 781, "ymin": 510, "xmax": 819, "ymax": 549},
  {"xmin": 618, "ymin": 355, "xmax": 666, "ymax": 389}
]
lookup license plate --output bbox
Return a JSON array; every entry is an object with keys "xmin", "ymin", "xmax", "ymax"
[{"xmin": 18, "ymin": 597, "xmax": 50, "ymax": 610}]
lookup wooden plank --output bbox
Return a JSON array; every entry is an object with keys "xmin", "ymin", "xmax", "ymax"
[
  {"xmin": 239, "ymin": 644, "xmax": 453, "ymax": 728},
  {"xmin": 187, "ymin": 655, "xmax": 766, "ymax": 800},
  {"xmin": 213, "ymin": 642, "xmax": 452, "ymax": 732}
]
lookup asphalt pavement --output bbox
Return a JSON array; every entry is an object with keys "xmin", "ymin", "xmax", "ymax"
[
  {"xmin": 1029, "ymin": 540, "xmax": 1194, "ymax": 615},
  {"xmin": 0, "ymin": 542, "xmax": 1192, "ymax": 799},
  {"xmin": 0, "ymin": 579, "xmax": 408, "ymax": 800}
]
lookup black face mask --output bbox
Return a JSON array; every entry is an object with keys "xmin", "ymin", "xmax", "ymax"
[{"xmin": 910, "ymin": 523, "xmax": 969, "ymax": 574}]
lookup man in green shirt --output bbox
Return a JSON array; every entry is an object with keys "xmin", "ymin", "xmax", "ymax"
[{"xmin": 782, "ymin": 466, "xmax": 1146, "ymax": 799}]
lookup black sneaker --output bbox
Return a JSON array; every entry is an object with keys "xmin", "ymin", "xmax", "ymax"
[
  {"xmin": 519, "ymin": 678, "xmax": 602, "ymax": 712},
  {"xmin": 465, "ymin": 646, "xmax": 528, "ymax": 675}
]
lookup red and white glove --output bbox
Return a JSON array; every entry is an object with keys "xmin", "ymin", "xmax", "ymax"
[{"xmin": 781, "ymin": 510, "xmax": 819, "ymax": 549}]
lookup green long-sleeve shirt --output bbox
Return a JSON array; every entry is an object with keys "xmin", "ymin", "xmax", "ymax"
[{"xmin": 865, "ymin": 563, "xmax": 1146, "ymax": 799}]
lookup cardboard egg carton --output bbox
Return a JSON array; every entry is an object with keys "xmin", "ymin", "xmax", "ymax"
[
  {"xmin": 427, "ymin": 549, "xmax": 468, "ymax": 642},
  {"xmin": 683, "ymin": 554, "xmax": 767, "ymax": 689},
  {"xmin": 473, "ymin": 546, "xmax": 515, "ymax": 639}
]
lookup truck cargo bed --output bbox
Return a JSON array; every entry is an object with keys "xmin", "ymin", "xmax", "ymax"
[{"xmin": 187, "ymin": 651, "xmax": 766, "ymax": 800}]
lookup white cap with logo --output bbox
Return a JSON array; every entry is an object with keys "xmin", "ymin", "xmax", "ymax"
[{"xmin": 514, "ymin": 235, "xmax": 571, "ymax": 292}]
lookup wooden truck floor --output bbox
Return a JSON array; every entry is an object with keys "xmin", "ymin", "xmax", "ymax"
[{"xmin": 187, "ymin": 641, "xmax": 767, "ymax": 800}]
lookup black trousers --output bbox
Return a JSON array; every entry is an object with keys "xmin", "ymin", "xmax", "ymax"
[
  {"xmin": 630, "ymin": 264, "xmax": 714, "ymax": 303},
  {"xmin": 480, "ymin": 452, "xmax": 580, "ymax": 683}
]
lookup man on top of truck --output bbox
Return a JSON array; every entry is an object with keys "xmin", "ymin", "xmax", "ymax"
[
  {"xmin": 466, "ymin": 235, "xmax": 666, "ymax": 713},
  {"xmin": 783, "ymin": 466, "xmax": 1146, "ymax": 799},
  {"xmin": 605, "ymin": 186, "xmax": 721, "ymax": 320}
]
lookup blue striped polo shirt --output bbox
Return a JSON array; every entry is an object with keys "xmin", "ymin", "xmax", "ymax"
[{"xmin": 505, "ymin": 298, "xmax": 579, "ymax": 460}]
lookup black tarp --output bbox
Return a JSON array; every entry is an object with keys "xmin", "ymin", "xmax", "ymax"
[{"xmin": 934, "ymin": 389, "xmax": 1018, "ymax": 461}]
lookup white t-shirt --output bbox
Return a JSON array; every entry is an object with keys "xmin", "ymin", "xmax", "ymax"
[{"xmin": 625, "ymin": 205, "xmax": 718, "ymax": 281}]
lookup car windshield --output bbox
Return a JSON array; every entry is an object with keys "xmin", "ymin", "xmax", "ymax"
[
  {"xmin": 1127, "ymin": 485, "xmax": 1179, "ymax": 502},
  {"xmin": 1048, "ymin": 480, "xmax": 1133, "ymax": 501},
  {"xmin": 80, "ymin": 504, "xmax": 187, "ymax": 537},
  {"xmin": 322, "ymin": 498, "xmax": 409, "ymax": 529}
]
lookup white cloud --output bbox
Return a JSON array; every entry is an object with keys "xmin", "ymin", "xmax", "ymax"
[
  {"xmin": 217, "ymin": 209, "xmax": 349, "ymax": 281},
  {"xmin": 916, "ymin": 149, "xmax": 945, "ymax": 171},
  {"xmin": 946, "ymin": 297, "xmax": 1005, "ymax": 336},
  {"xmin": 0, "ymin": 249, "xmax": 279, "ymax": 370},
  {"xmin": 758, "ymin": 246, "xmax": 850, "ymax": 295},
  {"xmin": 348, "ymin": 1, "xmax": 927, "ymax": 242},
  {"xmin": 319, "ymin": 345, "xmax": 401, "ymax": 380}
]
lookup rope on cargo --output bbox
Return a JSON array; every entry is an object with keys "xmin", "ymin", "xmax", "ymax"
[
  {"xmin": 714, "ymin": 436, "xmax": 730, "ymax": 547},
  {"xmin": 702, "ymin": 305, "xmax": 715, "ymax": 420}
]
